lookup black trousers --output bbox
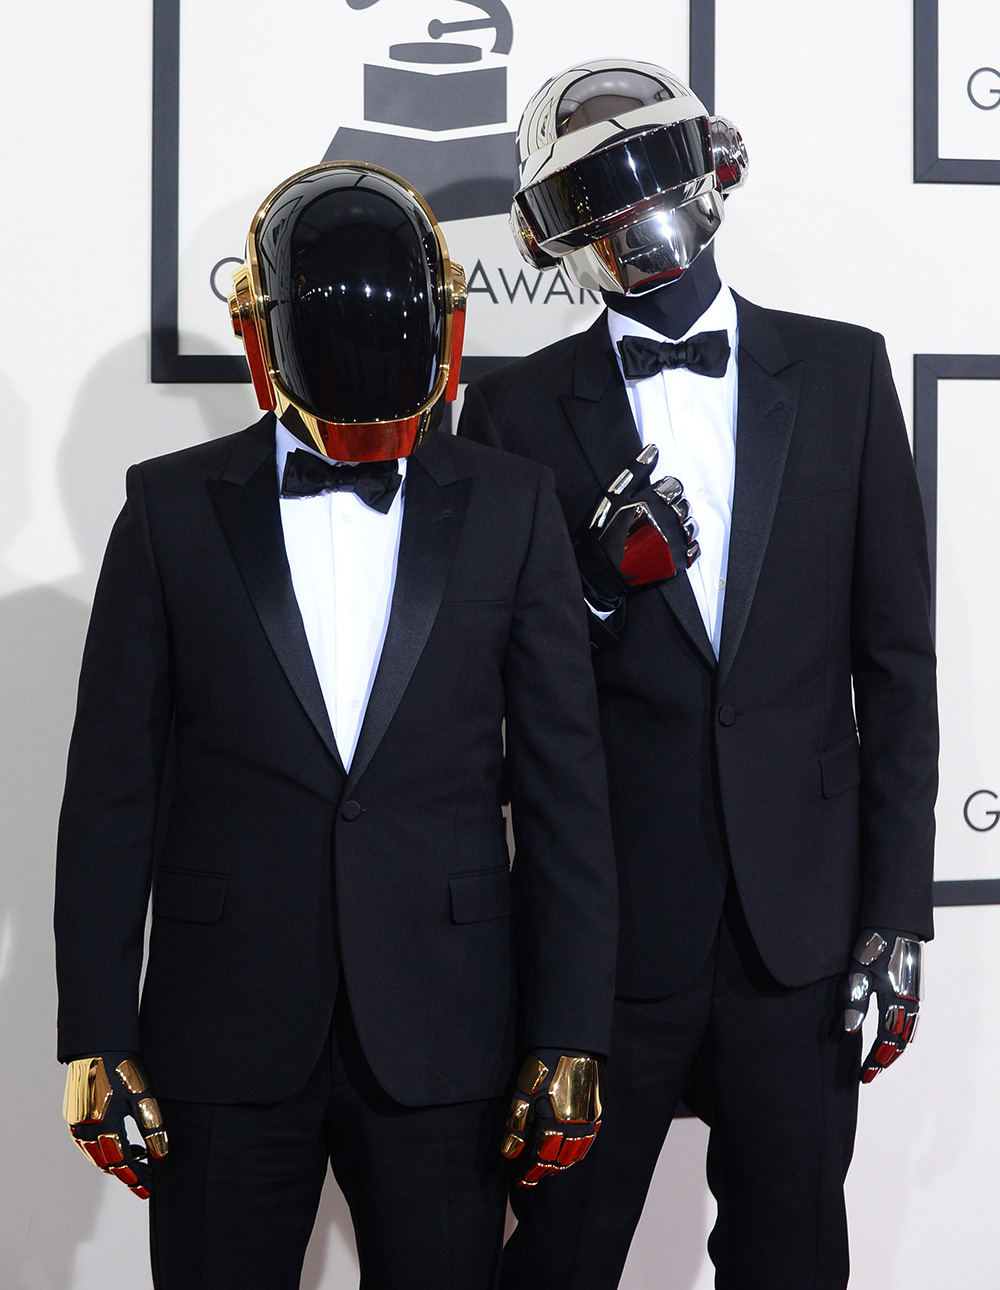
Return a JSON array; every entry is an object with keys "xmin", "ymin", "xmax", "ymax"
[
  {"xmin": 149, "ymin": 991, "xmax": 507, "ymax": 1290},
  {"xmin": 501, "ymin": 888, "xmax": 862, "ymax": 1290}
]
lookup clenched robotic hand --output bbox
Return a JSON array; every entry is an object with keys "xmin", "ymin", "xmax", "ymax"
[
  {"xmin": 63, "ymin": 1052, "xmax": 168, "ymax": 1199},
  {"xmin": 501, "ymin": 1050, "xmax": 604, "ymax": 1187},
  {"xmin": 575, "ymin": 444, "xmax": 700, "ymax": 615},
  {"xmin": 843, "ymin": 930, "xmax": 922, "ymax": 1083}
]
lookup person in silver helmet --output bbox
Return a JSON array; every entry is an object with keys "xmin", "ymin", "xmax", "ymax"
[
  {"xmin": 460, "ymin": 59, "xmax": 936, "ymax": 1290},
  {"xmin": 54, "ymin": 161, "xmax": 617, "ymax": 1290}
]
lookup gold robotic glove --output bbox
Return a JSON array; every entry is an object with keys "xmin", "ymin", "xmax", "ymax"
[
  {"xmin": 63, "ymin": 1053, "xmax": 168, "ymax": 1200},
  {"xmin": 501, "ymin": 1051, "xmax": 603, "ymax": 1188}
]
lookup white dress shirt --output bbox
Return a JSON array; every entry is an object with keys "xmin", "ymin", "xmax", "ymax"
[
  {"xmin": 607, "ymin": 283, "xmax": 739, "ymax": 656},
  {"xmin": 275, "ymin": 420, "xmax": 405, "ymax": 769}
]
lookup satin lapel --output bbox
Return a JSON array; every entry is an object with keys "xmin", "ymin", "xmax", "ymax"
[
  {"xmin": 562, "ymin": 313, "xmax": 715, "ymax": 669},
  {"xmin": 207, "ymin": 415, "xmax": 345, "ymax": 774},
  {"xmin": 656, "ymin": 564, "xmax": 716, "ymax": 669},
  {"xmin": 346, "ymin": 435, "xmax": 471, "ymax": 790},
  {"xmin": 559, "ymin": 312, "xmax": 643, "ymax": 486},
  {"xmin": 717, "ymin": 297, "xmax": 803, "ymax": 683}
]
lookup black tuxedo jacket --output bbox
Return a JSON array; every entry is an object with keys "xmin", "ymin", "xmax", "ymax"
[
  {"xmin": 55, "ymin": 417, "xmax": 617, "ymax": 1106},
  {"xmin": 459, "ymin": 297, "xmax": 938, "ymax": 998}
]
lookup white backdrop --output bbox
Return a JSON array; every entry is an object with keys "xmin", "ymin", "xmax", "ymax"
[{"xmin": 2, "ymin": 1, "xmax": 999, "ymax": 1286}]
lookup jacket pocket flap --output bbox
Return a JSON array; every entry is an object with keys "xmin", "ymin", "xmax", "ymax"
[
  {"xmin": 819, "ymin": 737, "xmax": 862, "ymax": 798},
  {"xmin": 153, "ymin": 868, "xmax": 227, "ymax": 923},
  {"xmin": 449, "ymin": 867, "xmax": 512, "ymax": 924},
  {"xmin": 782, "ymin": 467, "xmax": 852, "ymax": 503}
]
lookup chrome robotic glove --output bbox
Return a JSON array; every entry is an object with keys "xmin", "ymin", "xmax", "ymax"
[
  {"xmin": 501, "ymin": 1050, "xmax": 603, "ymax": 1188},
  {"xmin": 574, "ymin": 445, "xmax": 700, "ymax": 612},
  {"xmin": 63, "ymin": 1052, "xmax": 168, "ymax": 1198},
  {"xmin": 843, "ymin": 930, "xmax": 923, "ymax": 1083}
]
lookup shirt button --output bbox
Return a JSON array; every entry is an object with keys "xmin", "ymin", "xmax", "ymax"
[
  {"xmin": 697, "ymin": 488, "xmax": 708, "ymax": 500},
  {"xmin": 718, "ymin": 705, "xmax": 737, "ymax": 726},
  {"xmin": 716, "ymin": 578, "xmax": 726, "ymax": 591},
  {"xmin": 349, "ymin": 699, "xmax": 360, "ymax": 712},
  {"xmin": 341, "ymin": 513, "xmax": 352, "ymax": 525},
  {"xmin": 341, "ymin": 800, "xmax": 363, "ymax": 821}
]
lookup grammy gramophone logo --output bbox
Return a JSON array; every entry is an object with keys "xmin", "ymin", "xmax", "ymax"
[{"xmin": 325, "ymin": 0, "xmax": 518, "ymax": 221}]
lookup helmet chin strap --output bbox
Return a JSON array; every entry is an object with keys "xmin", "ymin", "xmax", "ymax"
[{"xmin": 602, "ymin": 245, "xmax": 722, "ymax": 340}]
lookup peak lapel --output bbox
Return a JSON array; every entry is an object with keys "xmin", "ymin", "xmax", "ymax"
[
  {"xmin": 346, "ymin": 435, "xmax": 471, "ymax": 790},
  {"xmin": 562, "ymin": 313, "xmax": 715, "ymax": 669},
  {"xmin": 207, "ymin": 415, "xmax": 345, "ymax": 774},
  {"xmin": 718, "ymin": 297, "xmax": 803, "ymax": 683},
  {"xmin": 560, "ymin": 312, "xmax": 642, "ymax": 484}
]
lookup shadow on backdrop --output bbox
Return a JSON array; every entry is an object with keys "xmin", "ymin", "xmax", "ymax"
[
  {"xmin": 0, "ymin": 334, "xmax": 361, "ymax": 1290},
  {"xmin": 0, "ymin": 364, "xmax": 98, "ymax": 1290}
]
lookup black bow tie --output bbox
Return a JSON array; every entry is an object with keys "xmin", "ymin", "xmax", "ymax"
[
  {"xmin": 617, "ymin": 330, "xmax": 731, "ymax": 381},
  {"xmin": 280, "ymin": 450, "xmax": 402, "ymax": 514}
]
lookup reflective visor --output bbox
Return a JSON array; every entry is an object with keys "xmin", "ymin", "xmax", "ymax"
[
  {"xmin": 256, "ymin": 170, "xmax": 444, "ymax": 423},
  {"xmin": 516, "ymin": 119, "xmax": 713, "ymax": 249}
]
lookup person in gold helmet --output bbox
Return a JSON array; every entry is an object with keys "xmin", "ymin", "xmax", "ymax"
[{"xmin": 55, "ymin": 162, "xmax": 617, "ymax": 1290}]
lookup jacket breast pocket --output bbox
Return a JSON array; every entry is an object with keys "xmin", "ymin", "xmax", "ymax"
[
  {"xmin": 819, "ymin": 736, "xmax": 862, "ymax": 798},
  {"xmin": 781, "ymin": 467, "xmax": 852, "ymax": 504},
  {"xmin": 440, "ymin": 585, "xmax": 511, "ymax": 605},
  {"xmin": 449, "ymin": 866, "xmax": 513, "ymax": 924},
  {"xmin": 441, "ymin": 565, "xmax": 513, "ymax": 605},
  {"xmin": 153, "ymin": 867, "xmax": 227, "ymax": 923}
]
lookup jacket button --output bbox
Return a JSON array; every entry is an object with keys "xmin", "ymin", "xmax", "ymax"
[
  {"xmin": 341, "ymin": 800, "xmax": 362, "ymax": 822},
  {"xmin": 718, "ymin": 705, "xmax": 737, "ymax": 726}
]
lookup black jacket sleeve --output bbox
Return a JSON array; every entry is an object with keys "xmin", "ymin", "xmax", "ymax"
[
  {"xmin": 54, "ymin": 465, "xmax": 174, "ymax": 1058},
  {"xmin": 850, "ymin": 335, "xmax": 938, "ymax": 940},
  {"xmin": 502, "ymin": 468, "xmax": 618, "ymax": 1056}
]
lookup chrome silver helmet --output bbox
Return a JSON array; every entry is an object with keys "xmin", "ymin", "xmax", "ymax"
[{"xmin": 510, "ymin": 58, "xmax": 748, "ymax": 295}]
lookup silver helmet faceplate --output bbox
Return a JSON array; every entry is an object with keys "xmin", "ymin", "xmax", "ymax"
[{"xmin": 510, "ymin": 59, "xmax": 748, "ymax": 295}]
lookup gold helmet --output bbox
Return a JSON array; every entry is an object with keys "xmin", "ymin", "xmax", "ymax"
[{"xmin": 229, "ymin": 162, "xmax": 467, "ymax": 460}]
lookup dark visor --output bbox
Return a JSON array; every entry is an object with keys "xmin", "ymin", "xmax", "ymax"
[
  {"xmin": 258, "ymin": 170, "xmax": 443, "ymax": 423},
  {"xmin": 517, "ymin": 119, "xmax": 713, "ymax": 248}
]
